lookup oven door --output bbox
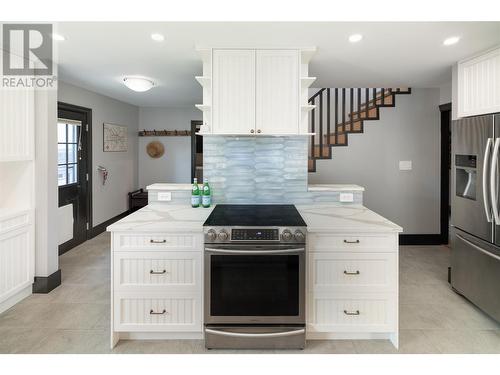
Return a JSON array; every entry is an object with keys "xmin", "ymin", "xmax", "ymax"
[{"xmin": 204, "ymin": 244, "xmax": 305, "ymax": 325}]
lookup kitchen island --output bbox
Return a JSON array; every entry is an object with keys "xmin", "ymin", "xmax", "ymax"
[{"xmin": 107, "ymin": 202, "xmax": 402, "ymax": 349}]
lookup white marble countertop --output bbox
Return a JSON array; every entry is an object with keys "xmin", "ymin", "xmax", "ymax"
[
  {"xmin": 107, "ymin": 203, "xmax": 401, "ymax": 234},
  {"xmin": 296, "ymin": 204, "xmax": 402, "ymax": 233},
  {"xmin": 107, "ymin": 204, "xmax": 214, "ymax": 232},
  {"xmin": 307, "ymin": 184, "xmax": 365, "ymax": 192},
  {"xmin": 148, "ymin": 183, "xmax": 365, "ymax": 192}
]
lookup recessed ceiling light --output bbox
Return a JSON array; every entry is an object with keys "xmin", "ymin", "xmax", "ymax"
[
  {"xmin": 52, "ymin": 33, "xmax": 65, "ymax": 41},
  {"xmin": 151, "ymin": 33, "xmax": 165, "ymax": 42},
  {"xmin": 348, "ymin": 34, "xmax": 363, "ymax": 43},
  {"xmin": 123, "ymin": 77, "xmax": 155, "ymax": 92},
  {"xmin": 443, "ymin": 36, "xmax": 460, "ymax": 46}
]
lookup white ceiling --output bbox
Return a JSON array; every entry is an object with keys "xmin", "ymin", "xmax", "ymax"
[{"xmin": 56, "ymin": 22, "xmax": 500, "ymax": 107}]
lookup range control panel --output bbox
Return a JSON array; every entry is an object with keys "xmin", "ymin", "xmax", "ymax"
[{"xmin": 231, "ymin": 229, "xmax": 279, "ymax": 241}]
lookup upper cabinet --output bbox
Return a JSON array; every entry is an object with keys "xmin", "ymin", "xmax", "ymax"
[
  {"xmin": 196, "ymin": 47, "xmax": 316, "ymax": 135},
  {"xmin": 0, "ymin": 88, "xmax": 35, "ymax": 161},
  {"xmin": 457, "ymin": 46, "xmax": 500, "ymax": 118}
]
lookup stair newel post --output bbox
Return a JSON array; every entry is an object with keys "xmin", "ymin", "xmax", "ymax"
[
  {"xmin": 319, "ymin": 90, "xmax": 323, "ymax": 157},
  {"xmin": 342, "ymin": 88, "xmax": 346, "ymax": 136},
  {"xmin": 327, "ymin": 88, "xmax": 331, "ymax": 150},
  {"xmin": 357, "ymin": 88, "xmax": 361, "ymax": 119},
  {"xmin": 365, "ymin": 88, "xmax": 369, "ymax": 118},
  {"xmin": 334, "ymin": 88, "xmax": 338, "ymax": 145},
  {"xmin": 350, "ymin": 88, "xmax": 354, "ymax": 132}
]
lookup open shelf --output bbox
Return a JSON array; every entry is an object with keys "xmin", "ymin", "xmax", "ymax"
[
  {"xmin": 300, "ymin": 48, "xmax": 317, "ymax": 64},
  {"xmin": 301, "ymin": 77, "xmax": 317, "ymax": 88},
  {"xmin": 301, "ymin": 104, "xmax": 316, "ymax": 112},
  {"xmin": 195, "ymin": 76, "xmax": 211, "ymax": 88},
  {"xmin": 195, "ymin": 104, "xmax": 211, "ymax": 112}
]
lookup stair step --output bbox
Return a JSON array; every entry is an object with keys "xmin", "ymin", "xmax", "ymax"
[
  {"xmin": 308, "ymin": 158, "xmax": 315, "ymax": 171},
  {"xmin": 350, "ymin": 106, "xmax": 379, "ymax": 120},
  {"xmin": 323, "ymin": 120, "xmax": 363, "ymax": 138},
  {"xmin": 312, "ymin": 145, "xmax": 331, "ymax": 158}
]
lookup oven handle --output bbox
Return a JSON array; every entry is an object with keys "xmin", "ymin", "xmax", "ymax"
[
  {"xmin": 205, "ymin": 248, "xmax": 305, "ymax": 255},
  {"xmin": 205, "ymin": 328, "xmax": 305, "ymax": 338}
]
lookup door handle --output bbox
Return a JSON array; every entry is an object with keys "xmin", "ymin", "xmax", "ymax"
[
  {"xmin": 490, "ymin": 138, "xmax": 500, "ymax": 224},
  {"xmin": 343, "ymin": 270, "xmax": 360, "ymax": 275},
  {"xmin": 343, "ymin": 239, "xmax": 360, "ymax": 244},
  {"xmin": 483, "ymin": 138, "xmax": 493, "ymax": 222},
  {"xmin": 205, "ymin": 328, "xmax": 305, "ymax": 338},
  {"xmin": 150, "ymin": 269, "xmax": 167, "ymax": 275},
  {"xmin": 150, "ymin": 239, "xmax": 167, "ymax": 243},
  {"xmin": 149, "ymin": 309, "xmax": 167, "ymax": 315},
  {"xmin": 343, "ymin": 310, "xmax": 360, "ymax": 316}
]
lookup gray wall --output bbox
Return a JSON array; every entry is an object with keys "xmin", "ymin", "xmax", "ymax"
[
  {"xmin": 58, "ymin": 81, "xmax": 139, "ymax": 226},
  {"xmin": 308, "ymin": 88, "xmax": 441, "ymax": 235},
  {"xmin": 138, "ymin": 107, "xmax": 201, "ymax": 187}
]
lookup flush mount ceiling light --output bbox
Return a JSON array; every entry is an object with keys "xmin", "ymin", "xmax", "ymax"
[
  {"xmin": 52, "ymin": 33, "xmax": 66, "ymax": 41},
  {"xmin": 151, "ymin": 33, "xmax": 165, "ymax": 42},
  {"xmin": 443, "ymin": 36, "xmax": 460, "ymax": 46},
  {"xmin": 348, "ymin": 34, "xmax": 363, "ymax": 43},
  {"xmin": 123, "ymin": 77, "xmax": 155, "ymax": 92}
]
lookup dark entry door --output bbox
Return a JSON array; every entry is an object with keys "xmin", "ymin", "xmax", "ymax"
[{"xmin": 58, "ymin": 103, "xmax": 92, "ymax": 254}]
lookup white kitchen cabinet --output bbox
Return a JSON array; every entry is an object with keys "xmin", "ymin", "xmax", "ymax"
[
  {"xmin": 212, "ymin": 49, "xmax": 256, "ymax": 134},
  {"xmin": 0, "ymin": 88, "xmax": 35, "ymax": 161},
  {"xmin": 110, "ymin": 232, "xmax": 204, "ymax": 347},
  {"xmin": 197, "ymin": 47, "xmax": 315, "ymax": 135},
  {"xmin": 306, "ymin": 232, "xmax": 399, "ymax": 348},
  {"xmin": 0, "ymin": 210, "xmax": 34, "ymax": 313},
  {"xmin": 256, "ymin": 50, "xmax": 299, "ymax": 134},
  {"xmin": 457, "ymin": 46, "xmax": 500, "ymax": 118}
]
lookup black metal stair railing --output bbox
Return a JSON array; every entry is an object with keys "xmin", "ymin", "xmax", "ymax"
[{"xmin": 308, "ymin": 87, "xmax": 411, "ymax": 172}]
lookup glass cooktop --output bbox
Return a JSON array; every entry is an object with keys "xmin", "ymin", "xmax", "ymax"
[{"xmin": 203, "ymin": 204, "xmax": 307, "ymax": 227}]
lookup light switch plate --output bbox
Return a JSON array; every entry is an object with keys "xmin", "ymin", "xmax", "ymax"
[
  {"xmin": 399, "ymin": 161, "xmax": 412, "ymax": 171},
  {"xmin": 157, "ymin": 192, "xmax": 172, "ymax": 201},
  {"xmin": 339, "ymin": 192, "xmax": 354, "ymax": 203}
]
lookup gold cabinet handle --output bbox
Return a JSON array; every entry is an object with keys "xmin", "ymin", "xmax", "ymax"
[
  {"xmin": 343, "ymin": 270, "xmax": 360, "ymax": 275},
  {"xmin": 150, "ymin": 269, "xmax": 167, "ymax": 275},
  {"xmin": 150, "ymin": 239, "xmax": 166, "ymax": 243},
  {"xmin": 343, "ymin": 310, "xmax": 360, "ymax": 316},
  {"xmin": 150, "ymin": 309, "xmax": 167, "ymax": 315},
  {"xmin": 343, "ymin": 239, "xmax": 360, "ymax": 244}
]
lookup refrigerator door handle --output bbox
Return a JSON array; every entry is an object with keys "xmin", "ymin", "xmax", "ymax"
[
  {"xmin": 456, "ymin": 234, "xmax": 500, "ymax": 261},
  {"xmin": 490, "ymin": 138, "xmax": 500, "ymax": 224},
  {"xmin": 483, "ymin": 138, "xmax": 493, "ymax": 222}
]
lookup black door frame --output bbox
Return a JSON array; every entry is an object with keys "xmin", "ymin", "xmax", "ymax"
[
  {"xmin": 191, "ymin": 120, "xmax": 203, "ymax": 181},
  {"xmin": 57, "ymin": 101, "xmax": 93, "ymax": 255},
  {"xmin": 439, "ymin": 102, "xmax": 452, "ymax": 245}
]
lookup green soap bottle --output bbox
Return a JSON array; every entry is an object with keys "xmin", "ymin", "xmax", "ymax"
[
  {"xmin": 201, "ymin": 178, "xmax": 211, "ymax": 208},
  {"xmin": 191, "ymin": 178, "xmax": 200, "ymax": 208}
]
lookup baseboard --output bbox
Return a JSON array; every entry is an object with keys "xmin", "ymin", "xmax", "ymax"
[
  {"xmin": 32, "ymin": 269, "xmax": 61, "ymax": 294},
  {"xmin": 399, "ymin": 234, "xmax": 443, "ymax": 245},
  {"xmin": 88, "ymin": 210, "xmax": 130, "ymax": 239}
]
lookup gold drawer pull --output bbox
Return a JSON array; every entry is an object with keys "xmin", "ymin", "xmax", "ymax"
[
  {"xmin": 150, "ymin": 269, "xmax": 167, "ymax": 275},
  {"xmin": 150, "ymin": 309, "xmax": 167, "ymax": 315},
  {"xmin": 343, "ymin": 239, "xmax": 360, "ymax": 244},
  {"xmin": 343, "ymin": 270, "xmax": 360, "ymax": 275},
  {"xmin": 343, "ymin": 310, "xmax": 360, "ymax": 316},
  {"xmin": 150, "ymin": 239, "xmax": 167, "ymax": 243}
]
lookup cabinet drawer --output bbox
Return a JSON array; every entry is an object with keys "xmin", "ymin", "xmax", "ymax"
[
  {"xmin": 308, "ymin": 252, "xmax": 397, "ymax": 293},
  {"xmin": 309, "ymin": 233, "xmax": 397, "ymax": 252},
  {"xmin": 114, "ymin": 232, "xmax": 202, "ymax": 251},
  {"xmin": 114, "ymin": 292, "xmax": 202, "ymax": 332},
  {"xmin": 307, "ymin": 292, "xmax": 396, "ymax": 333},
  {"xmin": 113, "ymin": 251, "xmax": 201, "ymax": 292}
]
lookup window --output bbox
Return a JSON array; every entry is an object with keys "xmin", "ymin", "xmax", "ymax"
[{"xmin": 58, "ymin": 119, "xmax": 81, "ymax": 186}]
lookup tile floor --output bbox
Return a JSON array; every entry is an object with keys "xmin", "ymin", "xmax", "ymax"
[{"xmin": 0, "ymin": 232, "xmax": 499, "ymax": 354}]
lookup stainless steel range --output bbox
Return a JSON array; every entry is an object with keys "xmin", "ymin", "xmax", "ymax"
[{"xmin": 203, "ymin": 204, "xmax": 307, "ymax": 350}]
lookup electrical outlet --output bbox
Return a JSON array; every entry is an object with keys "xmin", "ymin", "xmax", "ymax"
[
  {"xmin": 399, "ymin": 161, "xmax": 412, "ymax": 171},
  {"xmin": 157, "ymin": 192, "xmax": 172, "ymax": 201},
  {"xmin": 339, "ymin": 192, "xmax": 354, "ymax": 203}
]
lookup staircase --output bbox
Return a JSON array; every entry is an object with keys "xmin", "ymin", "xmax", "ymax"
[{"xmin": 308, "ymin": 87, "xmax": 411, "ymax": 172}]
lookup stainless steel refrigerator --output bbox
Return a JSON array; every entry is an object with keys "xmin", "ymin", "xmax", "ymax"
[{"xmin": 451, "ymin": 113, "xmax": 500, "ymax": 323}]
